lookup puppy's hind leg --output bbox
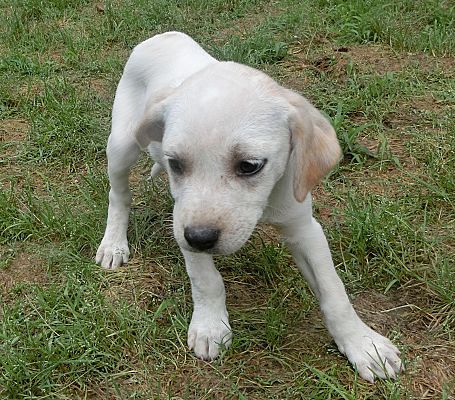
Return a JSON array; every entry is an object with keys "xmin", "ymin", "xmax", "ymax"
[
  {"xmin": 280, "ymin": 214, "xmax": 403, "ymax": 382},
  {"xmin": 96, "ymin": 133, "xmax": 140, "ymax": 269}
]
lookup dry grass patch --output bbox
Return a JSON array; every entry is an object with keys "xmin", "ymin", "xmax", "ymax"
[
  {"xmin": 291, "ymin": 44, "xmax": 455, "ymax": 80},
  {"xmin": 354, "ymin": 289, "xmax": 455, "ymax": 398},
  {"xmin": 0, "ymin": 118, "xmax": 29, "ymax": 143},
  {"xmin": 102, "ymin": 258, "xmax": 175, "ymax": 309},
  {"xmin": 0, "ymin": 246, "xmax": 47, "ymax": 299}
]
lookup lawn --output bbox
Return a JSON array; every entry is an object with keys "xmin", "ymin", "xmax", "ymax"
[{"xmin": 1, "ymin": 0, "xmax": 454, "ymax": 398}]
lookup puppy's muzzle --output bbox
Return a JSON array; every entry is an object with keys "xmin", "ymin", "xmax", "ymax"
[{"xmin": 184, "ymin": 226, "xmax": 220, "ymax": 251}]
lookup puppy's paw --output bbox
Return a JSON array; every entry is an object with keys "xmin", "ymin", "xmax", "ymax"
[
  {"xmin": 95, "ymin": 240, "xmax": 129, "ymax": 269},
  {"xmin": 337, "ymin": 323, "xmax": 403, "ymax": 383},
  {"xmin": 188, "ymin": 309, "xmax": 232, "ymax": 361}
]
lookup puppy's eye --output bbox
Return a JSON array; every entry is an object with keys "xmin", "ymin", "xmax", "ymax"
[
  {"xmin": 237, "ymin": 159, "xmax": 267, "ymax": 176},
  {"xmin": 168, "ymin": 158, "xmax": 184, "ymax": 175}
]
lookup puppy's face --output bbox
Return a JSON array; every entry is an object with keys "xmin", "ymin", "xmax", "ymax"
[
  {"xmin": 162, "ymin": 69, "xmax": 291, "ymax": 254},
  {"xmin": 135, "ymin": 62, "xmax": 341, "ymax": 254}
]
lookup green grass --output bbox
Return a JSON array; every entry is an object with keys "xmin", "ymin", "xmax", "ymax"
[{"xmin": 1, "ymin": 0, "xmax": 454, "ymax": 398}]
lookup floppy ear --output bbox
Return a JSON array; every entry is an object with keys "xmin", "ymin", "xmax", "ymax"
[
  {"xmin": 134, "ymin": 90, "xmax": 171, "ymax": 149},
  {"xmin": 284, "ymin": 89, "xmax": 342, "ymax": 202}
]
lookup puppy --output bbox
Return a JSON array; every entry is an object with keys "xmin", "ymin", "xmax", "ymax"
[{"xmin": 96, "ymin": 31, "xmax": 402, "ymax": 382}]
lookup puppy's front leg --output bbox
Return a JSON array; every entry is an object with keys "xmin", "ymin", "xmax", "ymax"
[
  {"xmin": 182, "ymin": 249, "xmax": 232, "ymax": 360},
  {"xmin": 281, "ymin": 216, "xmax": 403, "ymax": 382},
  {"xmin": 96, "ymin": 136, "xmax": 140, "ymax": 269}
]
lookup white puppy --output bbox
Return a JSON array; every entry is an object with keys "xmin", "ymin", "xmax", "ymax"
[{"xmin": 96, "ymin": 32, "xmax": 402, "ymax": 382}]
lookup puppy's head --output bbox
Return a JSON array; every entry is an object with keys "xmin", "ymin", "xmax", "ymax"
[{"xmin": 135, "ymin": 62, "xmax": 341, "ymax": 254}]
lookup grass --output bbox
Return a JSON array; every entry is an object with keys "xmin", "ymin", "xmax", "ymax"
[{"xmin": 1, "ymin": 0, "xmax": 454, "ymax": 398}]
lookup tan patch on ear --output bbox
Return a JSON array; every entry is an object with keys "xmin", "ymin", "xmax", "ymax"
[
  {"xmin": 285, "ymin": 89, "xmax": 342, "ymax": 202},
  {"xmin": 133, "ymin": 89, "xmax": 173, "ymax": 149},
  {"xmin": 134, "ymin": 108, "xmax": 165, "ymax": 149},
  {"xmin": 292, "ymin": 122, "xmax": 341, "ymax": 202}
]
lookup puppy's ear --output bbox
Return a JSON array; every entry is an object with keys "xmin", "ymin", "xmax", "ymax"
[
  {"xmin": 134, "ymin": 90, "xmax": 172, "ymax": 149},
  {"xmin": 285, "ymin": 89, "xmax": 342, "ymax": 202}
]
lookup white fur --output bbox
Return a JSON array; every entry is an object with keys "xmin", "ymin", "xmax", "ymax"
[{"xmin": 96, "ymin": 31, "xmax": 403, "ymax": 382}]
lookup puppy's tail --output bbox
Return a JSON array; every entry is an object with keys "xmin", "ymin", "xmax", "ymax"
[{"xmin": 149, "ymin": 162, "xmax": 164, "ymax": 179}]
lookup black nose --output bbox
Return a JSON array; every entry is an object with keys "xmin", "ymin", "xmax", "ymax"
[{"xmin": 184, "ymin": 226, "xmax": 220, "ymax": 251}]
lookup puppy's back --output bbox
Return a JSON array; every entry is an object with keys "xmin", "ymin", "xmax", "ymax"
[{"xmin": 125, "ymin": 31, "xmax": 217, "ymax": 94}]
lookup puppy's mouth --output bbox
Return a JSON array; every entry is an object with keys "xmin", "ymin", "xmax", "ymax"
[
  {"xmin": 185, "ymin": 247, "xmax": 221, "ymax": 255},
  {"xmin": 178, "ymin": 228, "xmax": 250, "ymax": 255},
  {"xmin": 180, "ymin": 242, "xmax": 242, "ymax": 256}
]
